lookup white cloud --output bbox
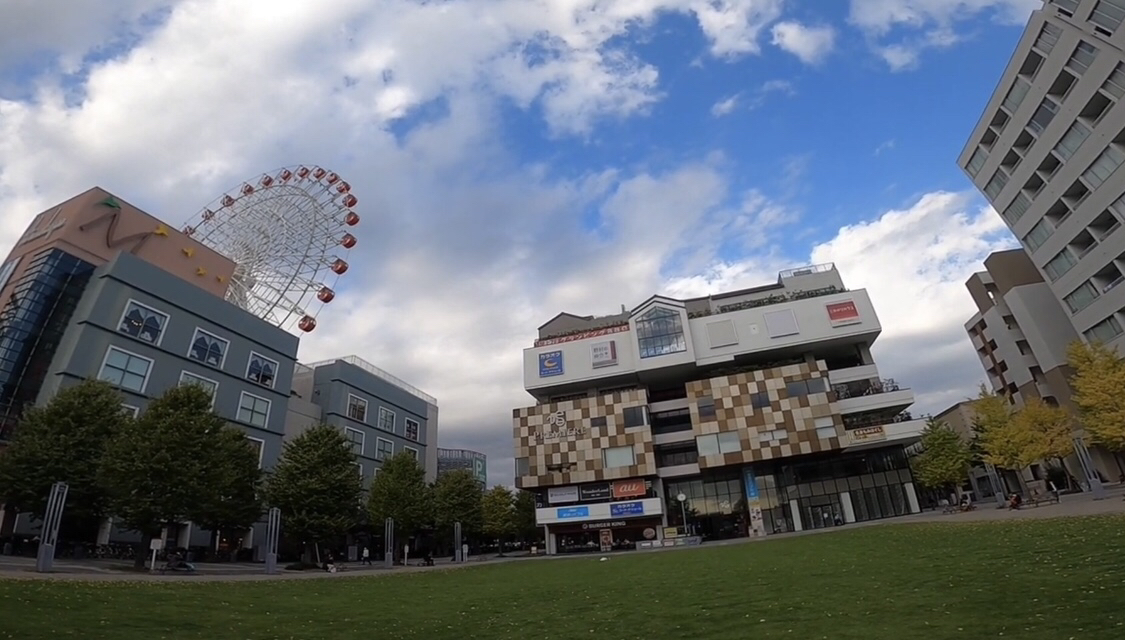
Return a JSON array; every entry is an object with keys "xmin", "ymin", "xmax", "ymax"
[
  {"xmin": 0, "ymin": 0, "xmax": 1015, "ymax": 485},
  {"xmin": 770, "ymin": 21, "xmax": 837, "ymax": 65},
  {"xmin": 711, "ymin": 94, "xmax": 740, "ymax": 116},
  {"xmin": 875, "ymin": 139, "xmax": 897, "ymax": 155}
]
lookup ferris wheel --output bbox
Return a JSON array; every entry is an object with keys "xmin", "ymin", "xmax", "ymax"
[{"xmin": 182, "ymin": 165, "xmax": 360, "ymax": 333}]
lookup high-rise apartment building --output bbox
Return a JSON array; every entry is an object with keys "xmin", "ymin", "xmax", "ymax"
[
  {"xmin": 959, "ymin": 0, "xmax": 1125, "ymax": 348},
  {"xmin": 436, "ymin": 448, "xmax": 488, "ymax": 489},
  {"xmin": 512, "ymin": 264, "xmax": 927, "ymax": 555}
]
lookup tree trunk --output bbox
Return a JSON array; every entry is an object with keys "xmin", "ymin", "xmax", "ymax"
[{"xmin": 134, "ymin": 533, "xmax": 155, "ymax": 569}]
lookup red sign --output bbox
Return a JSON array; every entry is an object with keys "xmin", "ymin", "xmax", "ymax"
[
  {"xmin": 826, "ymin": 300, "xmax": 860, "ymax": 326},
  {"xmin": 535, "ymin": 324, "xmax": 630, "ymax": 347},
  {"xmin": 612, "ymin": 479, "xmax": 646, "ymax": 499}
]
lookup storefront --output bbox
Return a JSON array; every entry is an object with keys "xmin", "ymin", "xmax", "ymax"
[
  {"xmin": 549, "ymin": 517, "xmax": 664, "ymax": 554},
  {"xmin": 534, "ymin": 477, "xmax": 667, "ymax": 555}
]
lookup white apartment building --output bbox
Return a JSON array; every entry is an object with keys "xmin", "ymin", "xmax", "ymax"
[{"xmin": 512, "ymin": 264, "xmax": 927, "ymax": 555}]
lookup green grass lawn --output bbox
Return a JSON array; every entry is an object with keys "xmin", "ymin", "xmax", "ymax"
[{"xmin": 2, "ymin": 516, "xmax": 1124, "ymax": 640}]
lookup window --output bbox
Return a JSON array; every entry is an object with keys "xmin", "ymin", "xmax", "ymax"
[
  {"xmin": 515, "ymin": 457, "xmax": 530, "ymax": 477},
  {"xmin": 1090, "ymin": 0, "xmax": 1125, "ymax": 32},
  {"xmin": 623, "ymin": 406, "xmax": 647, "ymax": 427},
  {"xmin": 178, "ymin": 371, "xmax": 218, "ymax": 407},
  {"xmin": 1002, "ymin": 78, "xmax": 1031, "ymax": 112},
  {"xmin": 1054, "ymin": 121, "xmax": 1091, "ymax": 160},
  {"xmin": 245, "ymin": 352, "xmax": 278, "ymax": 388},
  {"xmin": 98, "ymin": 346, "xmax": 153, "ymax": 392},
  {"xmin": 0, "ymin": 257, "xmax": 19, "ymax": 293},
  {"xmin": 118, "ymin": 300, "xmax": 168, "ymax": 345},
  {"xmin": 966, "ymin": 148, "xmax": 987, "ymax": 176},
  {"xmin": 1024, "ymin": 220, "xmax": 1054, "ymax": 252},
  {"xmin": 1028, "ymin": 99, "xmax": 1059, "ymax": 135},
  {"xmin": 121, "ymin": 404, "xmax": 139, "ymax": 418},
  {"xmin": 785, "ymin": 378, "xmax": 827, "ymax": 398},
  {"xmin": 695, "ymin": 432, "xmax": 741, "ymax": 457},
  {"xmin": 696, "ymin": 397, "xmax": 716, "ymax": 421},
  {"xmin": 1052, "ymin": 0, "xmax": 1080, "ymax": 12},
  {"xmin": 750, "ymin": 392, "xmax": 770, "ymax": 409},
  {"xmin": 603, "ymin": 445, "xmax": 636, "ymax": 468},
  {"xmin": 1103, "ymin": 63, "xmax": 1125, "ymax": 99},
  {"xmin": 1002, "ymin": 192, "xmax": 1031, "ymax": 224},
  {"xmin": 344, "ymin": 427, "xmax": 365, "ymax": 456},
  {"xmin": 635, "ymin": 307, "xmax": 687, "ymax": 358},
  {"xmin": 1044, "ymin": 249, "xmax": 1078, "ymax": 280},
  {"xmin": 1067, "ymin": 41, "xmax": 1099, "ymax": 75},
  {"xmin": 347, "ymin": 394, "xmax": 368, "ymax": 422},
  {"xmin": 356, "ymin": 462, "xmax": 364, "ymax": 477},
  {"xmin": 237, "ymin": 391, "xmax": 271, "ymax": 428},
  {"xmin": 759, "ymin": 429, "xmax": 787, "ymax": 443},
  {"xmin": 1084, "ymin": 314, "xmax": 1123, "ymax": 342},
  {"xmin": 376, "ymin": 437, "xmax": 394, "ymax": 461},
  {"xmin": 404, "ymin": 446, "xmax": 419, "ymax": 461},
  {"xmin": 815, "ymin": 426, "xmax": 837, "ymax": 440},
  {"xmin": 1065, "ymin": 281, "xmax": 1101, "ymax": 313},
  {"xmin": 405, "ymin": 418, "xmax": 420, "ymax": 441},
  {"xmin": 1033, "ymin": 22, "xmax": 1062, "ymax": 54},
  {"xmin": 247, "ymin": 437, "xmax": 265, "ymax": 468},
  {"xmin": 1082, "ymin": 145, "xmax": 1125, "ymax": 189},
  {"xmin": 377, "ymin": 407, "xmax": 396, "ymax": 432},
  {"xmin": 188, "ymin": 328, "xmax": 228, "ymax": 367},
  {"xmin": 591, "ymin": 416, "xmax": 608, "ymax": 428},
  {"xmin": 983, "ymin": 169, "xmax": 1009, "ymax": 200}
]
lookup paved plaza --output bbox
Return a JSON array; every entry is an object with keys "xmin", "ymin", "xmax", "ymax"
[{"xmin": 2, "ymin": 486, "xmax": 1122, "ymax": 582}]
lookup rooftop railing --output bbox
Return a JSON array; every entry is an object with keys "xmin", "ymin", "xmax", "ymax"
[
  {"xmin": 778, "ymin": 262, "xmax": 836, "ymax": 279},
  {"xmin": 689, "ymin": 285, "xmax": 845, "ymax": 319},
  {"xmin": 303, "ymin": 355, "xmax": 438, "ymax": 405}
]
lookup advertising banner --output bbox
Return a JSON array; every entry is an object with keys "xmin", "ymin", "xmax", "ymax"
[
  {"xmin": 742, "ymin": 468, "xmax": 765, "ymax": 538},
  {"xmin": 556, "ymin": 506, "xmax": 590, "ymax": 519},
  {"xmin": 591, "ymin": 340, "xmax": 618, "ymax": 368},
  {"xmin": 547, "ymin": 486, "xmax": 579, "ymax": 504},
  {"xmin": 579, "ymin": 483, "xmax": 611, "ymax": 501},
  {"xmin": 538, "ymin": 351, "xmax": 564, "ymax": 377},
  {"xmin": 609, "ymin": 501, "xmax": 644, "ymax": 517},
  {"xmin": 611, "ymin": 479, "xmax": 646, "ymax": 499},
  {"xmin": 826, "ymin": 300, "xmax": 861, "ymax": 327}
]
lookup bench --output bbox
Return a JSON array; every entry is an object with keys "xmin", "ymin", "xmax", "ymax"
[{"xmin": 1024, "ymin": 493, "xmax": 1060, "ymax": 508}]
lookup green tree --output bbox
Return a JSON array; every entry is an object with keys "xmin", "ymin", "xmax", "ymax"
[
  {"xmin": 1068, "ymin": 339, "xmax": 1125, "ymax": 452},
  {"xmin": 99, "ymin": 385, "xmax": 253, "ymax": 566},
  {"xmin": 367, "ymin": 452, "xmax": 432, "ymax": 549},
  {"xmin": 512, "ymin": 489, "xmax": 539, "ymax": 543},
  {"xmin": 912, "ymin": 418, "xmax": 973, "ymax": 491},
  {"xmin": 194, "ymin": 428, "xmax": 265, "ymax": 555},
  {"xmin": 432, "ymin": 469, "xmax": 483, "ymax": 544},
  {"xmin": 0, "ymin": 380, "xmax": 127, "ymax": 540},
  {"xmin": 264, "ymin": 425, "xmax": 363, "ymax": 554},
  {"xmin": 481, "ymin": 485, "xmax": 514, "ymax": 555}
]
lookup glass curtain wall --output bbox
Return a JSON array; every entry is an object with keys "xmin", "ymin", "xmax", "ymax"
[{"xmin": 664, "ymin": 472, "xmax": 748, "ymax": 540}]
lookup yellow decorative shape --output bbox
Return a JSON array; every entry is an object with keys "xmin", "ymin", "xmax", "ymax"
[
  {"xmin": 196, "ymin": 267, "xmax": 207, "ymax": 276},
  {"xmin": 216, "ymin": 275, "xmax": 225, "ymax": 282},
  {"xmin": 182, "ymin": 247, "xmax": 195, "ymax": 258},
  {"xmin": 154, "ymin": 224, "xmax": 170, "ymax": 236}
]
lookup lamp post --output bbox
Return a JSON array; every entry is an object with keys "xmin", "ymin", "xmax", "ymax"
[{"xmin": 676, "ymin": 493, "xmax": 688, "ymax": 535}]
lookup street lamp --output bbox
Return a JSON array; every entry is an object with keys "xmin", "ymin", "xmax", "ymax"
[{"xmin": 676, "ymin": 493, "xmax": 688, "ymax": 535}]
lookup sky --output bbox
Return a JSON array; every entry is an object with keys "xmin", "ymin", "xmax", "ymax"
[{"xmin": 0, "ymin": 0, "xmax": 1043, "ymax": 486}]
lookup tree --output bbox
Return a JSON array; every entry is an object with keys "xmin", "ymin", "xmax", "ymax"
[
  {"xmin": 1068, "ymin": 339, "xmax": 1125, "ymax": 452},
  {"xmin": 512, "ymin": 489, "xmax": 539, "ymax": 543},
  {"xmin": 0, "ymin": 380, "xmax": 127, "ymax": 541},
  {"xmin": 912, "ymin": 418, "xmax": 973, "ymax": 491},
  {"xmin": 432, "ymin": 469, "xmax": 483, "ymax": 544},
  {"xmin": 99, "ymin": 385, "xmax": 256, "ymax": 566},
  {"xmin": 481, "ymin": 485, "xmax": 514, "ymax": 554},
  {"xmin": 193, "ymin": 428, "xmax": 265, "ymax": 555},
  {"xmin": 367, "ymin": 452, "xmax": 432, "ymax": 549},
  {"xmin": 263, "ymin": 425, "xmax": 363, "ymax": 554},
  {"xmin": 1011, "ymin": 397, "xmax": 1075, "ymax": 462}
]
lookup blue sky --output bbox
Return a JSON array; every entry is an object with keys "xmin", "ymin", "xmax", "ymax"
[{"xmin": 0, "ymin": 0, "xmax": 1038, "ymax": 484}]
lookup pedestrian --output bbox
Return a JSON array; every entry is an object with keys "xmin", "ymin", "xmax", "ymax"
[{"xmin": 361, "ymin": 546, "xmax": 371, "ymax": 565}]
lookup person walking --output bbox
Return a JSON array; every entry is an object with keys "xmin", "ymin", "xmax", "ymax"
[{"xmin": 361, "ymin": 546, "xmax": 371, "ymax": 565}]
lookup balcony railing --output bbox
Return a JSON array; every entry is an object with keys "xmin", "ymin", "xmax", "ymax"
[
  {"xmin": 832, "ymin": 378, "xmax": 902, "ymax": 399},
  {"xmin": 689, "ymin": 285, "xmax": 846, "ymax": 319},
  {"xmin": 843, "ymin": 410, "xmax": 916, "ymax": 430}
]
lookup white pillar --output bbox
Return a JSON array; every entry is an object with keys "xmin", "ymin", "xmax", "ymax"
[
  {"xmin": 96, "ymin": 518, "xmax": 113, "ymax": 545},
  {"xmin": 839, "ymin": 492, "xmax": 856, "ymax": 524},
  {"xmin": 242, "ymin": 527, "xmax": 254, "ymax": 549},
  {"xmin": 789, "ymin": 499, "xmax": 803, "ymax": 532},
  {"xmin": 176, "ymin": 522, "xmax": 193, "ymax": 548},
  {"xmin": 904, "ymin": 483, "xmax": 921, "ymax": 514},
  {"xmin": 546, "ymin": 530, "xmax": 557, "ymax": 555}
]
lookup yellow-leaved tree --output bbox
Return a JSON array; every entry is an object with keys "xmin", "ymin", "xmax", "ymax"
[
  {"xmin": 971, "ymin": 384, "xmax": 1022, "ymax": 469},
  {"xmin": 1009, "ymin": 397, "xmax": 1075, "ymax": 463},
  {"xmin": 1067, "ymin": 340, "xmax": 1125, "ymax": 452}
]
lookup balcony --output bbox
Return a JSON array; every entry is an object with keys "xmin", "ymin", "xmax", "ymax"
[
  {"xmin": 827, "ymin": 364, "xmax": 879, "ymax": 385},
  {"xmin": 689, "ymin": 284, "xmax": 845, "ymax": 319},
  {"xmin": 833, "ymin": 378, "xmax": 914, "ymax": 415},
  {"xmin": 843, "ymin": 410, "xmax": 915, "ymax": 430},
  {"xmin": 657, "ymin": 462, "xmax": 701, "ymax": 479}
]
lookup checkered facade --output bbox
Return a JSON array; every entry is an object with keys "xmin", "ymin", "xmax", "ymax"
[
  {"xmin": 686, "ymin": 360, "xmax": 844, "ymax": 468},
  {"xmin": 512, "ymin": 388, "xmax": 656, "ymax": 489}
]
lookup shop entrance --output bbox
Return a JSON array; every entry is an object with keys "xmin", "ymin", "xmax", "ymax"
[{"xmin": 551, "ymin": 517, "xmax": 663, "ymax": 554}]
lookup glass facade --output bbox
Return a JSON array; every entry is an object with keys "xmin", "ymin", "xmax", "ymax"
[
  {"xmin": 0, "ymin": 248, "xmax": 95, "ymax": 440},
  {"xmin": 664, "ymin": 471, "xmax": 748, "ymax": 540},
  {"xmin": 752, "ymin": 447, "xmax": 916, "ymax": 534},
  {"xmin": 635, "ymin": 307, "xmax": 687, "ymax": 358}
]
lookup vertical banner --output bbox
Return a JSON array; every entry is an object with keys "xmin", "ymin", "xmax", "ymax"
[{"xmin": 743, "ymin": 468, "xmax": 765, "ymax": 538}]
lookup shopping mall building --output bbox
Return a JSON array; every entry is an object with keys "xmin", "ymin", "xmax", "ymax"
[{"xmin": 512, "ymin": 264, "xmax": 927, "ymax": 554}]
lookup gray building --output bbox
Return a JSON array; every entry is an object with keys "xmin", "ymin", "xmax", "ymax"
[
  {"xmin": 959, "ymin": 0, "xmax": 1125, "ymax": 349},
  {"xmin": 290, "ymin": 356, "xmax": 439, "ymax": 484},
  {"xmin": 436, "ymin": 448, "xmax": 487, "ymax": 488}
]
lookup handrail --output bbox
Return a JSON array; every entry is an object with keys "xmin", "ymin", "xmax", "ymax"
[{"xmin": 302, "ymin": 355, "xmax": 437, "ymax": 405}]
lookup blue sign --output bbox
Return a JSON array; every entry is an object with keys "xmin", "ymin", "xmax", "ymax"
[
  {"xmin": 539, "ymin": 351, "xmax": 564, "ymax": 377},
  {"xmin": 743, "ymin": 468, "xmax": 760, "ymax": 501},
  {"xmin": 610, "ymin": 501, "xmax": 644, "ymax": 517},
  {"xmin": 556, "ymin": 506, "xmax": 589, "ymax": 519}
]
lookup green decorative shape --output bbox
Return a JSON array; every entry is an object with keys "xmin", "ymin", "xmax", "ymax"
[{"xmin": 98, "ymin": 196, "xmax": 121, "ymax": 209}]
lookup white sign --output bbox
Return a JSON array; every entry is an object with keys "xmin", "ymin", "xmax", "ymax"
[
  {"xmin": 591, "ymin": 340, "xmax": 618, "ymax": 368},
  {"xmin": 548, "ymin": 486, "xmax": 580, "ymax": 504},
  {"xmin": 533, "ymin": 410, "xmax": 589, "ymax": 442},
  {"xmin": 546, "ymin": 411, "xmax": 566, "ymax": 427}
]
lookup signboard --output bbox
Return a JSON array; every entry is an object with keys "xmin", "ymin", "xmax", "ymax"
[
  {"xmin": 826, "ymin": 300, "xmax": 861, "ymax": 327},
  {"xmin": 612, "ymin": 479, "xmax": 646, "ymax": 499},
  {"xmin": 743, "ymin": 468, "xmax": 765, "ymax": 537},
  {"xmin": 599, "ymin": 529, "xmax": 613, "ymax": 552},
  {"xmin": 535, "ymin": 324, "xmax": 630, "ymax": 347},
  {"xmin": 610, "ymin": 501, "xmax": 644, "ymax": 517},
  {"xmin": 580, "ymin": 520, "xmax": 627, "ymax": 530},
  {"xmin": 472, "ymin": 456, "xmax": 487, "ymax": 486},
  {"xmin": 538, "ymin": 351, "xmax": 564, "ymax": 377},
  {"xmin": 579, "ymin": 483, "xmax": 611, "ymax": 501},
  {"xmin": 849, "ymin": 426, "xmax": 887, "ymax": 443},
  {"xmin": 591, "ymin": 340, "xmax": 618, "ymax": 368},
  {"xmin": 556, "ymin": 506, "xmax": 590, "ymax": 519},
  {"xmin": 547, "ymin": 486, "xmax": 579, "ymax": 504},
  {"xmin": 78, "ymin": 198, "xmax": 165, "ymax": 255},
  {"xmin": 532, "ymin": 411, "xmax": 590, "ymax": 443},
  {"xmin": 17, "ymin": 207, "xmax": 66, "ymax": 246}
]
